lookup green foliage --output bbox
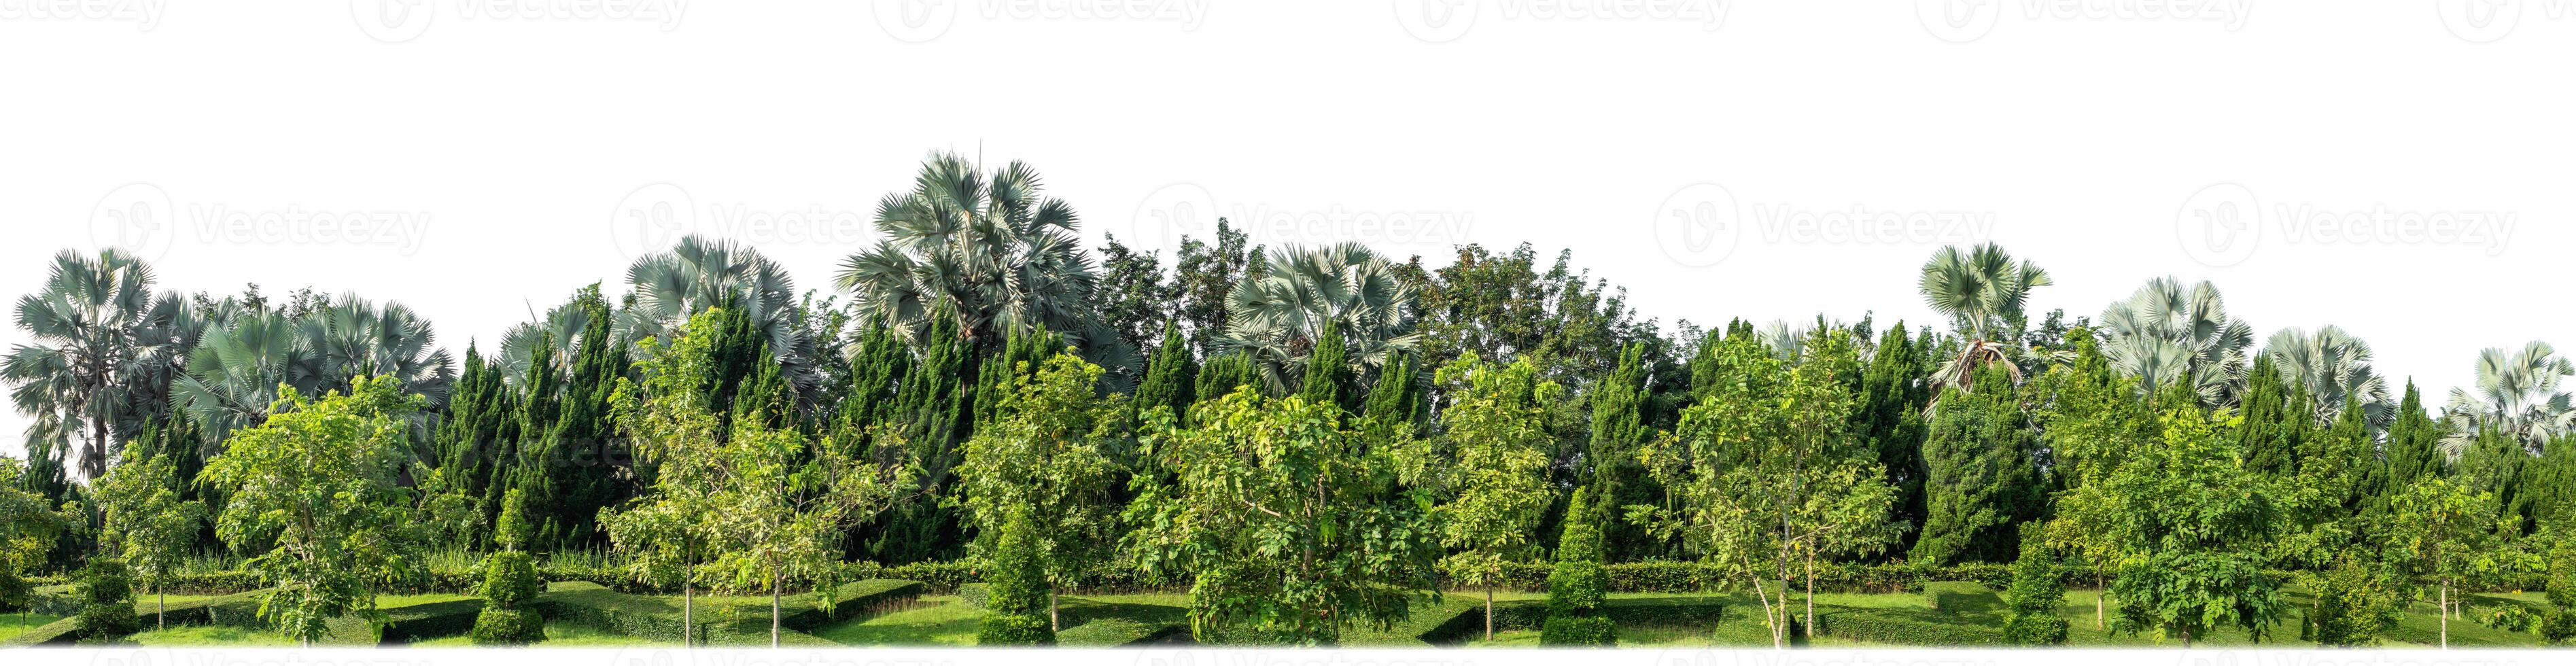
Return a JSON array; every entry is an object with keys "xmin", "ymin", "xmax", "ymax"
[
  {"xmin": 2000, "ymin": 529, "xmax": 2070, "ymax": 646},
  {"xmin": 1542, "ymin": 486, "xmax": 1614, "ymax": 646},
  {"xmin": 495, "ymin": 488, "xmax": 532, "ymax": 553},
  {"xmin": 1914, "ymin": 364, "xmax": 2044, "ymax": 565},
  {"xmin": 478, "ymin": 551, "xmax": 543, "ymax": 609},
  {"xmin": 1124, "ymin": 389, "xmax": 1438, "ymax": 645},
  {"xmin": 1132, "ymin": 324, "xmax": 1197, "ymax": 423},
  {"xmin": 975, "ymin": 613, "xmax": 1055, "ymax": 646},
  {"xmin": 1539, "ymin": 615, "xmax": 1616, "ymax": 645},
  {"xmin": 1295, "ymin": 321, "xmax": 1352, "ymax": 410},
  {"xmin": 73, "ymin": 557, "xmax": 139, "ymax": 639},
  {"xmin": 2309, "ymin": 557, "xmax": 2403, "ymax": 646},
  {"xmin": 2061, "ymin": 402, "xmax": 2286, "ymax": 645},
  {"xmin": 92, "ymin": 450, "xmax": 205, "ymax": 613},
  {"xmin": 958, "ymin": 353, "xmax": 1124, "ymax": 594},
  {"xmin": 470, "ymin": 608, "xmax": 544, "ymax": 645},
  {"xmin": 976, "ymin": 510, "xmax": 1054, "ymax": 645},
  {"xmin": 1413, "ymin": 355, "xmax": 1556, "ymax": 593},
  {"xmin": 2548, "ymin": 533, "xmax": 2576, "ymax": 610},
  {"xmin": 1856, "ymin": 323, "xmax": 1934, "ymax": 556},
  {"xmin": 198, "ymin": 375, "xmax": 428, "ymax": 644}
]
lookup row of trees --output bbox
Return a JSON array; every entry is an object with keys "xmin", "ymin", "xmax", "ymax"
[{"xmin": 7, "ymin": 153, "xmax": 2576, "ymax": 647}]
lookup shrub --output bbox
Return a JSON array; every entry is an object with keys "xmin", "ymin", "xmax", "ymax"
[
  {"xmin": 2549, "ymin": 536, "xmax": 2576, "ymax": 611},
  {"xmin": 2000, "ymin": 527, "xmax": 2068, "ymax": 646},
  {"xmin": 478, "ymin": 551, "xmax": 544, "ymax": 609},
  {"xmin": 2544, "ymin": 609, "xmax": 2576, "ymax": 644},
  {"xmin": 1540, "ymin": 615, "xmax": 1616, "ymax": 645},
  {"xmin": 2479, "ymin": 604, "xmax": 2543, "ymax": 634},
  {"xmin": 470, "ymin": 608, "xmax": 544, "ymax": 645},
  {"xmin": 73, "ymin": 557, "xmax": 140, "ymax": 640},
  {"xmin": 1541, "ymin": 486, "xmax": 1614, "ymax": 646},
  {"xmin": 2310, "ymin": 557, "xmax": 2402, "ymax": 647},
  {"xmin": 975, "ymin": 510, "xmax": 1054, "ymax": 646},
  {"xmin": 472, "ymin": 551, "xmax": 546, "ymax": 645}
]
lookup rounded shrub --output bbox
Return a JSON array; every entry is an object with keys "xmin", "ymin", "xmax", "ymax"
[
  {"xmin": 471, "ymin": 551, "xmax": 546, "ymax": 645},
  {"xmin": 2543, "ymin": 609, "xmax": 2576, "ymax": 644},
  {"xmin": 73, "ymin": 557, "xmax": 140, "ymax": 640},
  {"xmin": 1541, "ymin": 487, "xmax": 1615, "ymax": 646},
  {"xmin": 974, "ymin": 509, "xmax": 1055, "ymax": 646}
]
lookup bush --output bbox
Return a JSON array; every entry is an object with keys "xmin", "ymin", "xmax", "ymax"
[
  {"xmin": 2000, "ymin": 527, "xmax": 2068, "ymax": 646},
  {"xmin": 470, "ymin": 608, "xmax": 545, "ymax": 645},
  {"xmin": 976, "ymin": 612, "xmax": 1056, "ymax": 646},
  {"xmin": 73, "ymin": 558, "xmax": 139, "ymax": 640},
  {"xmin": 975, "ymin": 510, "xmax": 1054, "ymax": 646},
  {"xmin": 2549, "ymin": 537, "xmax": 2576, "ymax": 611},
  {"xmin": 2544, "ymin": 609, "xmax": 2576, "ymax": 644},
  {"xmin": 2478, "ymin": 604, "xmax": 2543, "ymax": 634},
  {"xmin": 1539, "ymin": 615, "xmax": 1616, "ymax": 645},
  {"xmin": 2310, "ymin": 558, "xmax": 2402, "ymax": 647},
  {"xmin": 478, "ymin": 551, "xmax": 544, "ymax": 609}
]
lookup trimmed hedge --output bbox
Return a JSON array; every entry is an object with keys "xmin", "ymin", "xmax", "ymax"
[{"xmin": 1814, "ymin": 608, "xmax": 2007, "ymax": 646}]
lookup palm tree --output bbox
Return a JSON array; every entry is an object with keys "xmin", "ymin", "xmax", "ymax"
[
  {"xmin": 302, "ymin": 294, "xmax": 455, "ymax": 406},
  {"xmin": 1217, "ymin": 242, "xmax": 1423, "ymax": 394},
  {"xmin": 3, "ymin": 249, "xmax": 195, "ymax": 479},
  {"xmin": 2263, "ymin": 326, "xmax": 2390, "ymax": 429},
  {"xmin": 170, "ymin": 306, "xmax": 309, "ymax": 445},
  {"xmin": 497, "ymin": 292, "xmax": 599, "ymax": 387},
  {"xmin": 1916, "ymin": 243, "xmax": 2051, "ymax": 395},
  {"xmin": 2442, "ymin": 341, "xmax": 2575, "ymax": 456},
  {"xmin": 2098, "ymin": 277, "xmax": 2254, "ymax": 406},
  {"xmin": 625, "ymin": 234, "xmax": 822, "ymax": 396},
  {"xmin": 837, "ymin": 152, "xmax": 1098, "ymax": 346}
]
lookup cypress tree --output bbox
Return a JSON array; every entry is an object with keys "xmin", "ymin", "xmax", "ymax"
[
  {"xmin": 1132, "ymin": 323, "xmax": 1198, "ymax": 422},
  {"xmin": 1586, "ymin": 343, "xmax": 1653, "ymax": 561},
  {"xmin": 975, "ymin": 509, "xmax": 1056, "ymax": 645},
  {"xmin": 1295, "ymin": 322, "xmax": 1351, "ymax": 412},
  {"xmin": 2238, "ymin": 356, "xmax": 2303, "ymax": 475},
  {"xmin": 1856, "ymin": 323, "xmax": 1932, "ymax": 555},
  {"xmin": 1193, "ymin": 351, "xmax": 1258, "ymax": 407},
  {"xmin": 1357, "ymin": 351, "xmax": 1423, "ymax": 439},
  {"xmin": 1539, "ymin": 486, "xmax": 1615, "ymax": 645},
  {"xmin": 536, "ymin": 285, "xmax": 627, "ymax": 547},
  {"xmin": 867, "ymin": 313, "xmax": 976, "ymax": 563},
  {"xmin": 1913, "ymin": 364, "xmax": 2043, "ymax": 565},
  {"xmin": 2372, "ymin": 383, "xmax": 2443, "ymax": 516}
]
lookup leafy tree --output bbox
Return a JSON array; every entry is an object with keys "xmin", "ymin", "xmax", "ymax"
[
  {"xmin": 2309, "ymin": 556, "xmax": 2403, "ymax": 647},
  {"xmin": 600, "ymin": 308, "xmax": 733, "ymax": 647},
  {"xmin": 2386, "ymin": 476, "xmax": 2506, "ymax": 648},
  {"xmin": 703, "ymin": 408, "xmax": 907, "ymax": 648},
  {"xmin": 1540, "ymin": 485, "xmax": 1615, "ymax": 646},
  {"xmin": 3, "ymin": 249, "xmax": 195, "ymax": 480},
  {"xmin": 198, "ymin": 376, "xmax": 429, "ymax": 646},
  {"xmin": 1410, "ymin": 355, "xmax": 1556, "ymax": 641},
  {"xmin": 93, "ymin": 451, "xmax": 206, "ymax": 630},
  {"xmin": 1171, "ymin": 218, "xmax": 1249, "ymax": 357},
  {"xmin": 2061, "ymin": 400, "xmax": 2284, "ymax": 646},
  {"xmin": 958, "ymin": 352, "xmax": 1124, "ymax": 631},
  {"xmin": 975, "ymin": 508, "xmax": 1056, "ymax": 645},
  {"xmin": 1123, "ymin": 389, "xmax": 1439, "ymax": 644},
  {"xmin": 2002, "ymin": 525, "xmax": 2070, "ymax": 646},
  {"xmin": 2545, "ymin": 528, "xmax": 2576, "ymax": 642},
  {"xmin": 0, "ymin": 456, "xmax": 73, "ymax": 625},
  {"xmin": 1913, "ymin": 364, "xmax": 2043, "ymax": 565},
  {"xmin": 1094, "ymin": 234, "xmax": 1180, "ymax": 355}
]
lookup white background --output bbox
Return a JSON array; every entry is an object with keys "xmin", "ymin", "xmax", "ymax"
[{"xmin": 2, "ymin": 1, "xmax": 2572, "ymax": 466}]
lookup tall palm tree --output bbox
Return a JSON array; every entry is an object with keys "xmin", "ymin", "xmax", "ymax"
[
  {"xmin": 625, "ymin": 234, "xmax": 821, "ymax": 396},
  {"xmin": 3, "ymin": 249, "xmax": 195, "ymax": 479},
  {"xmin": 497, "ymin": 292, "xmax": 598, "ymax": 387},
  {"xmin": 170, "ymin": 294, "xmax": 455, "ymax": 449},
  {"xmin": 836, "ymin": 152, "xmax": 1098, "ymax": 346},
  {"xmin": 2098, "ymin": 277, "xmax": 2254, "ymax": 406},
  {"xmin": 1218, "ymin": 242, "xmax": 1423, "ymax": 394},
  {"xmin": 2442, "ymin": 341, "xmax": 2575, "ymax": 456},
  {"xmin": 302, "ymin": 294, "xmax": 455, "ymax": 406},
  {"xmin": 2263, "ymin": 326, "xmax": 2390, "ymax": 429},
  {"xmin": 1917, "ymin": 243, "xmax": 2051, "ymax": 394}
]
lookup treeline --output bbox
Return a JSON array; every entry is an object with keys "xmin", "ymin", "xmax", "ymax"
[{"xmin": 5, "ymin": 154, "xmax": 2576, "ymax": 646}]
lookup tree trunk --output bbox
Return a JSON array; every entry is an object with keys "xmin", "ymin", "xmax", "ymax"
[
  {"xmin": 683, "ymin": 578, "xmax": 695, "ymax": 648},
  {"xmin": 2182, "ymin": 626, "xmax": 2191, "ymax": 648},
  {"xmin": 2439, "ymin": 580, "xmax": 2449, "ymax": 649},
  {"xmin": 1485, "ymin": 584, "xmax": 1497, "ymax": 642},
  {"xmin": 158, "ymin": 586, "xmax": 166, "ymax": 631},
  {"xmin": 1804, "ymin": 547, "xmax": 1815, "ymax": 639},
  {"xmin": 1050, "ymin": 593, "xmax": 1060, "ymax": 632},
  {"xmin": 770, "ymin": 572, "xmax": 783, "ymax": 648},
  {"xmin": 2095, "ymin": 572, "xmax": 2105, "ymax": 629}
]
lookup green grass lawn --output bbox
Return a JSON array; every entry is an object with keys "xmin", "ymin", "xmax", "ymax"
[
  {"xmin": 1, "ymin": 614, "xmax": 67, "ymax": 643},
  {"xmin": 410, "ymin": 623, "xmax": 670, "ymax": 647},
  {"xmin": 128, "ymin": 624, "xmax": 306, "ymax": 646},
  {"xmin": 811, "ymin": 595, "xmax": 984, "ymax": 646}
]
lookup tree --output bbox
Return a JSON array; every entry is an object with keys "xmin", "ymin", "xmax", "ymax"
[
  {"xmin": 703, "ymin": 407, "xmax": 907, "ymax": 647},
  {"xmin": 2002, "ymin": 525, "xmax": 2070, "ymax": 646},
  {"xmin": 1295, "ymin": 322, "xmax": 1353, "ymax": 410},
  {"xmin": 1855, "ymin": 323, "xmax": 1934, "ymax": 555},
  {"xmin": 0, "ymin": 456, "xmax": 73, "ymax": 625},
  {"xmin": 2443, "ymin": 341, "xmax": 2575, "ymax": 456},
  {"xmin": 1916, "ymin": 243, "xmax": 2051, "ymax": 394},
  {"xmin": 1410, "ymin": 355, "xmax": 1556, "ymax": 641},
  {"xmin": 470, "ymin": 550, "xmax": 544, "ymax": 645},
  {"xmin": 1633, "ymin": 328, "xmax": 1894, "ymax": 648},
  {"xmin": 493, "ymin": 487, "xmax": 532, "ymax": 553},
  {"xmin": 3, "ymin": 249, "xmax": 196, "ymax": 480},
  {"xmin": 2061, "ymin": 400, "xmax": 2285, "ymax": 646},
  {"xmin": 1123, "ymin": 389, "xmax": 1439, "ymax": 644},
  {"xmin": 1132, "ymin": 324, "xmax": 1197, "ymax": 423},
  {"xmin": 975, "ymin": 508, "xmax": 1056, "ymax": 645},
  {"xmin": 1540, "ymin": 486, "xmax": 1615, "ymax": 646},
  {"xmin": 838, "ymin": 152, "xmax": 1101, "ymax": 347},
  {"xmin": 2096, "ymin": 277, "xmax": 2255, "ymax": 406},
  {"xmin": 198, "ymin": 375, "xmax": 429, "ymax": 646},
  {"xmin": 1218, "ymin": 243, "xmax": 1423, "ymax": 394},
  {"xmin": 2263, "ymin": 326, "xmax": 2391, "ymax": 428},
  {"xmin": 958, "ymin": 352, "xmax": 1124, "ymax": 631},
  {"xmin": 2386, "ymin": 476, "xmax": 2505, "ymax": 648},
  {"xmin": 623, "ymin": 235, "xmax": 819, "ymax": 399},
  {"xmin": 93, "ymin": 450, "xmax": 206, "ymax": 630},
  {"xmin": 2310, "ymin": 556, "xmax": 2403, "ymax": 647},
  {"xmin": 1094, "ymin": 234, "xmax": 1180, "ymax": 355},
  {"xmin": 1913, "ymin": 364, "xmax": 2044, "ymax": 565},
  {"xmin": 1172, "ymin": 219, "xmax": 1250, "ymax": 357},
  {"xmin": 71, "ymin": 556, "xmax": 139, "ymax": 640}
]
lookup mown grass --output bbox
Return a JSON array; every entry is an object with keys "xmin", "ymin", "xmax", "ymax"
[
  {"xmin": 410, "ymin": 623, "xmax": 669, "ymax": 647},
  {"xmin": 1, "ymin": 614, "xmax": 67, "ymax": 643},
  {"xmin": 810, "ymin": 595, "xmax": 983, "ymax": 646}
]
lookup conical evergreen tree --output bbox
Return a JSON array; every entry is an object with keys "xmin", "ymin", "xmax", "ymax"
[
  {"xmin": 1913, "ymin": 364, "xmax": 2044, "ymax": 565},
  {"xmin": 1856, "ymin": 323, "xmax": 1932, "ymax": 555},
  {"xmin": 1295, "ymin": 322, "xmax": 1352, "ymax": 412},
  {"xmin": 1586, "ymin": 343, "xmax": 1655, "ymax": 561},
  {"xmin": 1132, "ymin": 323, "xmax": 1198, "ymax": 423}
]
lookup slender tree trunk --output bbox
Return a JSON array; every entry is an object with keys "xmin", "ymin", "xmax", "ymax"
[
  {"xmin": 2095, "ymin": 572, "xmax": 2105, "ymax": 629},
  {"xmin": 2439, "ymin": 580, "xmax": 2449, "ymax": 649},
  {"xmin": 157, "ymin": 584, "xmax": 166, "ymax": 631},
  {"xmin": 770, "ymin": 572, "xmax": 782, "ymax": 648},
  {"xmin": 2182, "ymin": 626, "xmax": 2191, "ymax": 648},
  {"xmin": 1050, "ymin": 592, "xmax": 1060, "ymax": 632},
  {"xmin": 1803, "ymin": 547, "xmax": 1815, "ymax": 639},
  {"xmin": 683, "ymin": 578, "xmax": 694, "ymax": 648},
  {"xmin": 1485, "ymin": 584, "xmax": 1497, "ymax": 642}
]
